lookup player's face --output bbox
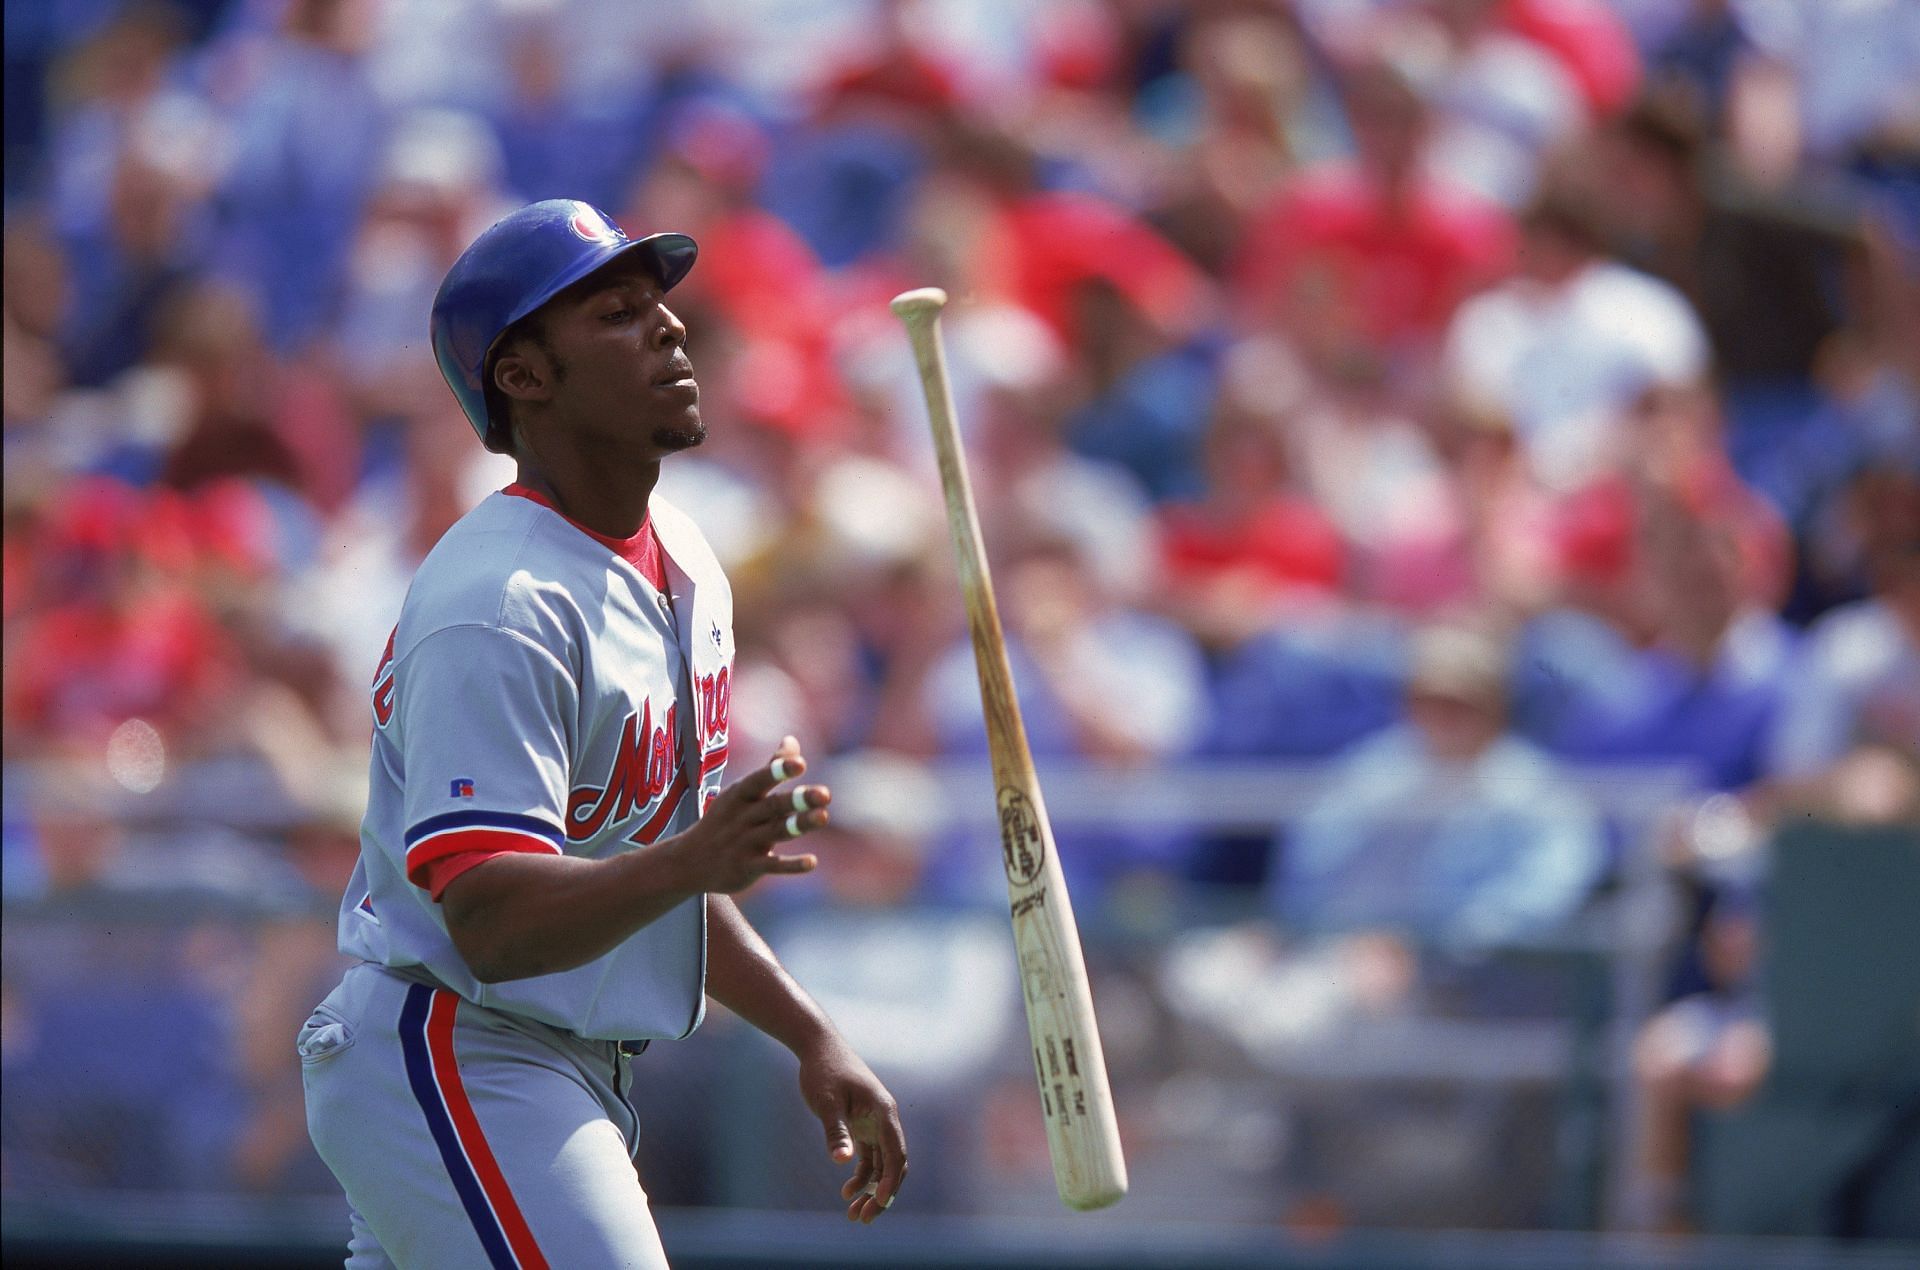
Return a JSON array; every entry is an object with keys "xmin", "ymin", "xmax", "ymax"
[{"xmin": 542, "ymin": 256, "xmax": 704, "ymax": 457}]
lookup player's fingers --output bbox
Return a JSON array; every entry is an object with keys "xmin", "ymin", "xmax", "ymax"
[
  {"xmin": 744, "ymin": 785, "xmax": 831, "ymax": 826},
  {"xmin": 838, "ymin": 1150, "xmax": 875, "ymax": 1200},
  {"xmin": 710, "ymin": 791, "xmax": 824, "ymax": 853},
  {"xmin": 823, "ymin": 1114, "xmax": 854, "ymax": 1165},
  {"xmin": 760, "ymin": 851, "xmax": 818, "ymax": 875},
  {"xmin": 787, "ymin": 806, "xmax": 831, "ymax": 837},
  {"xmin": 849, "ymin": 1185, "xmax": 876, "ymax": 1223},
  {"xmin": 727, "ymin": 737, "xmax": 808, "ymax": 804},
  {"xmin": 744, "ymin": 800, "xmax": 831, "ymax": 840},
  {"xmin": 846, "ymin": 1141, "xmax": 879, "ymax": 1222},
  {"xmin": 870, "ymin": 1109, "xmax": 908, "ymax": 1220},
  {"xmin": 769, "ymin": 735, "xmax": 806, "ymax": 785},
  {"xmin": 860, "ymin": 1145, "xmax": 899, "ymax": 1223},
  {"xmin": 786, "ymin": 784, "xmax": 831, "ymax": 812}
]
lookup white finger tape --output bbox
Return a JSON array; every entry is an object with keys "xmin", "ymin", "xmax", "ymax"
[
  {"xmin": 770, "ymin": 758, "xmax": 796, "ymax": 782},
  {"xmin": 785, "ymin": 813, "xmax": 804, "ymax": 839},
  {"xmin": 791, "ymin": 787, "xmax": 810, "ymax": 813}
]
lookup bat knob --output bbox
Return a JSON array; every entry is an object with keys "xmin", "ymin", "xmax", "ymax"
[{"xmin": 890, "ymin": 287, "xmax": 949, "ymax": 321}]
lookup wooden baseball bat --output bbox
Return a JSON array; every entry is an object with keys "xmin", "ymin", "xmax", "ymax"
[{"xmin": 889, "ymin": 287, "xmax": 1128, "ymax": 1211}]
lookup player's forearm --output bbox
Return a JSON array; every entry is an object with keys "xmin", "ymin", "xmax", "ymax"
[
  {"xmin": 704, "ymin": 894, "xmax": 839, "ymax": 1056},
  {"xmin": 440, "ymin": 844, "xmax": 702, "ymax": 983}
]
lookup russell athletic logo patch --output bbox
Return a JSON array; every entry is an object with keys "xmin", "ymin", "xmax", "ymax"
[{"xmin": 450, "ymin": 778, "xmax": 475, "ymax": 799}]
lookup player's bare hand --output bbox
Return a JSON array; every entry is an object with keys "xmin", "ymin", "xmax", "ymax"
[
  {"xmin": 795, "ymin": 1034, "xmax": 907, "ymax": 1225},
  {"xmin": 667, "ymin": 736, "xmax": 831, "ymax": 893}
]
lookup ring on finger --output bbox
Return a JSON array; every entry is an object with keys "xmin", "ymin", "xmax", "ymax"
[{"xmin": 785, "ymin": 812, "xmax": 804, "ymax": 838}]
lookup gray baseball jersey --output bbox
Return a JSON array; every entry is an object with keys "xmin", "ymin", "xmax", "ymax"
[
  {"xmin": 304, "ymin": 487, "xmax": 735, "ymax": 1268},
  {"xmin": 336, "ymin": 487, "xmax": 735, "ymax": 1040}
]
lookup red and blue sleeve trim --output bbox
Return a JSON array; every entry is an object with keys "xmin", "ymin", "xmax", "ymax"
[
  {"xmin": 405, "ymin": 809, "xmax": 565, "ymax": 849},
  {"xmin": 404, "ymin": 811, "xmax": 563, "ymax": 888}
]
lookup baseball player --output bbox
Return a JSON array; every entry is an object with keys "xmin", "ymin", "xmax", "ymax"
[{"xmin": 299, "ymin": 199, "xmax": 907, "ymax": 1268}]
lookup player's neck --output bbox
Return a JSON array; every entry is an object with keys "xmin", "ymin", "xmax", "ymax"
[{"xmin": 513, "ymin": 458, "xmax": 660, "ymax": 540}]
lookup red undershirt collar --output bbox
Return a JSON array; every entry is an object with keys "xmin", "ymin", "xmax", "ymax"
[{"xmin": 502, "ymin": 483, "xmax": 669, "ymax": 592}]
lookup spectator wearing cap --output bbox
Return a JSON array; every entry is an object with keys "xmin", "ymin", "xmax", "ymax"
[{"xmin": 1273, "ymin": 625, "xmax": 1607, "ymax": 954}]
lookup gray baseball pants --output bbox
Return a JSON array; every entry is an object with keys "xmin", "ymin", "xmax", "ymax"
[{"xmin": 301, "ymin": 962, "xmax": 670, "ymax": 1269}]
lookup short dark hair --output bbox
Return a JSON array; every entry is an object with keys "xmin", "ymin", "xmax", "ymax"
[
  {"xmin": 1619, "ymin": 88, "xmax": 1705, "ymax": 169},
  {"xmin": 480, "ymin": 310, "xmax": 556, "ymax": 454},
  {"xmin": 1521, "ymin": 182, "xmax": 1607, "ymax": 256}
]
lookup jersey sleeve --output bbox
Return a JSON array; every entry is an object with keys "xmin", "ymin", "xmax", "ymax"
[{"xmin": 388, "ymin": 624, "xmax": 578, "ymax": 890}]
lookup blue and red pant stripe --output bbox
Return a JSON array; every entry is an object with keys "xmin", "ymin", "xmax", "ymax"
[{"xmin": 399, "ymin": 985, "xmax": 549, "ymax": 1270}]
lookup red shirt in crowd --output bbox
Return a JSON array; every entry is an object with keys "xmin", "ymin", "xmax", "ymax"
[
  {"xmin": 1234, "ymin": 164, "xmax": 1514, "ymax": 353},
  {"xmin": 1159, "ymin": 498, "xmax": 1346, "ymax": 597}
]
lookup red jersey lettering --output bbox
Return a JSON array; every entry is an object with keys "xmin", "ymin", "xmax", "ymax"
[
  {"xmin": 566, "ymin": 700, "xmax": 677, "ymax": 842},
  {"xmin": 372, "ymin": 627, "xmax": 398, "ymax": 728}
]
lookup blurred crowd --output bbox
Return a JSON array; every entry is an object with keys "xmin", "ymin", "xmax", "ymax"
[{"xmin": 4, "ymin": 0, "xmax": 1919, "ymax": 1234}]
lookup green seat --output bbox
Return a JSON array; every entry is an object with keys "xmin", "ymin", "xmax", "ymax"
[{"xmin": 1696, "ymin": 823, "xmax": 1920, "ymax": 1238}]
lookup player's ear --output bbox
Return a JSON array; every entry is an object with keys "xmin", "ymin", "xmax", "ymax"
[{"xmin": 492, "ymin": 346, "xmax": 553, "ymax": 405}]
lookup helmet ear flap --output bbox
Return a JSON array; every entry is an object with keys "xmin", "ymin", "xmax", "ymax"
[{"xmin": 479, "ymin": 349, "xmax": 514, "ymax": 453}]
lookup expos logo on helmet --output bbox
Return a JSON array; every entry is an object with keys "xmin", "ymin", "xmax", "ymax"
[{"xmin": 568, "ymin": 202, "xmax": 626, "ymax": 247}]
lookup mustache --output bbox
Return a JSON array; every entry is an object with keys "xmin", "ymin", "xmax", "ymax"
[{"xmin": 652, "ymin": 355, "xmax": 695, "ymax": 386}]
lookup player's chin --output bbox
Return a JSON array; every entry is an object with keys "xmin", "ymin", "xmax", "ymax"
[{"xmin": 652, "ymin": 410, "xmax": 707, "ymax": 453}]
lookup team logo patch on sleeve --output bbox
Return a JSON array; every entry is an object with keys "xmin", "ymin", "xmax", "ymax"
[{"xmin": 451, "ymin": 778, "xmax": 475, "ymax": 799}]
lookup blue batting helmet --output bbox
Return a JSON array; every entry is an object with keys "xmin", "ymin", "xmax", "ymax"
[{"xmin": 430, "ymin": 199, "xmax": 698, "ymax": 451}]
